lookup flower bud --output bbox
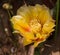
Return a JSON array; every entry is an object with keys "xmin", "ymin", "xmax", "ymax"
[{"xmin": 2, "ymin": 3, "xmax": 13, "ymax": 9}]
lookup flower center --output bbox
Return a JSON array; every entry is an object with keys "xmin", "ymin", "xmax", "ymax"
[{"xmin": 29, "ymin": 19, "xmax": 41, "ymax": 33}]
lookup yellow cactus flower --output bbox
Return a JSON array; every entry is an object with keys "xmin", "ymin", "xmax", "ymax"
[{"xmin": 11, "ymin": 4, "xmax": 55, "ymax": 47}]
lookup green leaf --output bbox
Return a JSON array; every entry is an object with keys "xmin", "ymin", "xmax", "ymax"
[{"xmin": 54, "ymin": 0, "xmax": 59, "ymax": 38}]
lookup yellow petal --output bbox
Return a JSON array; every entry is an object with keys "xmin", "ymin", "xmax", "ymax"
[
  {"xmin": 11, "ymin": 16, "xmax": 35, "ymax": 46},
  {"xmin": 42, "ymin": 20, "xmax": 55, "ymax": 34},
  {"xmin": 23, "ymin": 38, "xmax": 33, "ymax": 46},
  {"xmin": 34, "ymin": 42, "xmax": 40, "ymax": 47},
  {"xmin": 39, "ymin": 10, "xmax": 51, "ymax": 24},
  {"xmin": 17, "ymin": 5, "xmax": 32, "ymax": 23},
  {"xmin": 33, "ymin": 33, "xmax": 46, "ymax": 47}
]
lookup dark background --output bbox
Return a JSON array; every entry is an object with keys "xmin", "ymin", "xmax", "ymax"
[{"xmin": 0, "ymin": 0, "xmax": 60, "ymax": 55}]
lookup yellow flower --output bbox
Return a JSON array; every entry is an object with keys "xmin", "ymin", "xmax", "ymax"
[{"xmin": 11, "ymin": 4, "xmax": 55, "ymax": 47}]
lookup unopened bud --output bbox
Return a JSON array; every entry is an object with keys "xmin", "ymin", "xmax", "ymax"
[{"xmin": 2, "ymin": 3, "xmax": 13, "ymax": 9}]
